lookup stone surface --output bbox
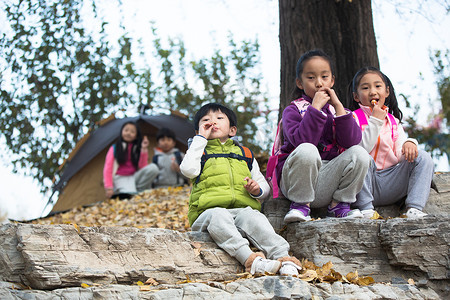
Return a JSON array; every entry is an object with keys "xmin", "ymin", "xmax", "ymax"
[
  {"xmin": 283, "ymin": 216, "xmax": 449, "ymax": 298},
  {"xmin": 0, "ymin": 172, "xmax": 448, "ymax": 299},
  {"xmin": 0, "ymin": 224, "xmax": 242, "ymax": 290},
  {"xmin": 0, "ymin": 277, "xmax": 441, "ymax": 299}
]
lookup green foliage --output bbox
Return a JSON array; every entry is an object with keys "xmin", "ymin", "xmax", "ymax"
[
  {"xmin": 0, "ymin": 0, "xmax": 270, "ymax": 191},
  {"xmin": 151, "ymin": 30, "xmax": 270, "ymax": 151},
  {"xmin": 404, "ymin": 50, "xmax": 450, "ymax": 159}
]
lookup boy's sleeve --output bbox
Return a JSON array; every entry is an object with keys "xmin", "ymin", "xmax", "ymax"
[
  {"xmin": 180, "ymin": 135, "xmax": 207, "ymax": 179},
  {"xmin": 250, "ymin": 158, "xmax": 270, "ymax": 200}
]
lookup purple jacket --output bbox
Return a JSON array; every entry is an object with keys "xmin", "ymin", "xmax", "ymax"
[{"xmin": 276, "ymin": 95, "xmax": 362, "ymax": 182}]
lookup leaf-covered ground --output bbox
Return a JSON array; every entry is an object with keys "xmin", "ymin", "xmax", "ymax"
[{"xmin": 31, "ymin": 186, "xmax": 191, "ymax": 232}]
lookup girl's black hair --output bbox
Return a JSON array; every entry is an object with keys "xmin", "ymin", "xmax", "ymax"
[
  {"xmin": 114, "ymin": 121, "xmax": 142, "ymax": 169},
  {"xmin": 347, "ymin": 66, "xmax": 403, "ymax": 121},
  {"xmin": 290, "ymin": 49, "xmax": 336, "ymax": 100},
  {"xmin": 193, "ymin": 103, "xmax": 237, "ymax": 131}
]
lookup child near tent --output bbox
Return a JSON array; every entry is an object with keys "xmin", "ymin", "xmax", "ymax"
[
  {"xmin": 273, "ymin": 49, "xmax": 370, "ymax": 223},
  {"xmin": 103, "ymin": 121, "xmax": 159, "ymax": 198},
  {"xmin": 152, "ymin": 127, "xmax": 187, "ymax": 188},
  {"xmin": 348, "ymin": 67, "xmax": 434, "ymax": 218},
  {"xmin": 180, "ymin": 103, "xmax": 302, "ymax": 276}
]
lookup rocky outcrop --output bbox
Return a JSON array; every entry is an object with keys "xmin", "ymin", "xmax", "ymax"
[
  {"xmin": 0, "ymin": 173, "xmax": 448, "ymax": 299},
  {"xmin": 1, "ymin": 217, "xmax": 448, "ymax": 299}
]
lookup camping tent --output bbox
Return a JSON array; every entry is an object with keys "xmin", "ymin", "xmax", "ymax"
[{"xmin": 47, "ymin": 112, "xmax": 195, "ymax": 215}]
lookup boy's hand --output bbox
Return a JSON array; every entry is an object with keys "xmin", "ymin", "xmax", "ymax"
[
  {"xmin": 171, "ymin": 157, "xmax": 180, "ymax": 172},
  {"xmin": 141, "ymin": 136, "xmax": 149, "ymax": 150},
  {"xmin": 199, "ymin": 122, "xmax": 213, "ymax": 139},
  {"xmin": 243, "ymin": 177, "xmax": 261, "ymax": 196},
  {"xmin": 372, "ymin": 101, "xmax": 387, "ymax": 121},
  {"xmin": 324, "ymin": 88, "xmax": 345, "ymax": 116},
  {"xmin": 311, "ymin": 88, "xmax": 330, "ymax": 111},
  {"xmin": 402, "ymin": 141, "xmax": 418, "ymax": 162}
]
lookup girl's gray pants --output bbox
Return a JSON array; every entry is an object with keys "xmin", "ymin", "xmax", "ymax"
[
  {"xmin": 280, "ymin": 143, "xmax": 371, "ymax": 208},
  {"xmin": 355, "ymin": 149, "xmax": 434, "ymax": 210}
]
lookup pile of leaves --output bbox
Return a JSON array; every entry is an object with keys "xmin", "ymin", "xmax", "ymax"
[{"xmin": 31, "ymin": 186, "xmax": 191, "ymax": 232}]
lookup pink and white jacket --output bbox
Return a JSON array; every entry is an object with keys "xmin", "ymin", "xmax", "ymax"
[
  {"xmin": 103, "ymin": 143, "xmax": 149, "ymax": 189},
  {"xmin": 352, "ymin": 104, "xmax": 418, "ymax": 170}
]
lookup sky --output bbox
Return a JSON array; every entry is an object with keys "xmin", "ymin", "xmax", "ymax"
[{"xmin": 1, "ymin": 0, "xmax": 449, "ymax": 222}]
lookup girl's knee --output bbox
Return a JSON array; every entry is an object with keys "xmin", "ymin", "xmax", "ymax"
[
  {"xmin": 290, "ymin": 143, "xmax": 320, "ymax": 164},
  {"xmin": 417, "ymin": 150, "xmax": 434, "ymax": 168},
  {"xmin": 347, "ymin": 145, "xmax": 371, "ymax": 167}
]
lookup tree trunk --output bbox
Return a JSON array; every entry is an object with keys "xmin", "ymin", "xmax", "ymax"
[{"xmin": 279, "ymin": 0, "xmax": 379, "ymax": 116}]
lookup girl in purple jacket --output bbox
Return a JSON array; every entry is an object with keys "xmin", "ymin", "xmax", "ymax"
[{"xmin": 278, "ymin": 50, "xmax": 371, "ymax": 222}]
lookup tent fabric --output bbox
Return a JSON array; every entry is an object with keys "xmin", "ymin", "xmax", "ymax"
[{"xmin": 49, "ymin": 113, "xmax": 195, "ymax": 214}]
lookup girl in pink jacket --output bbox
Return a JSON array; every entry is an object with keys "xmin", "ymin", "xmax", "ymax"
[
  {"xmin": 103, "ymin": 121, "xmax": 158, "ymax": 198},
  {"xmin": 349, "ymin": 67, "xmax": 434, "ymax": 219}
]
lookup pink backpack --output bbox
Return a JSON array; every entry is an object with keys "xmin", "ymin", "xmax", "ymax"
[
  {"xmin": 266, "ymin": 99, "xmax": 338, "ymax": 198},
  {"xmin": 353, "ymin": 108, "xmax": 398, "ymax": 141}
]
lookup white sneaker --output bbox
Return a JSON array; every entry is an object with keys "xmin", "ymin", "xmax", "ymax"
[
  {"xmin": 250, "ymin": 256, "xmax": 281, "ymax": 275},
  {"xmin": 279, "ymin": 261, "xmax": 302, "ymax": 276},
  {"xmin": 345, "ymin": 209, "xmax": 364, "ymax": 219},
  {"xmin": 361, "ymin": 209, "xmax": 376, "ymax": 219},
  {"xmin": 284, "ymin": 209, "xmax": 311, "ymax": 223},
  {"xmin": 405, "ymin": 208, "xmax": 428, "ymax": 219}
]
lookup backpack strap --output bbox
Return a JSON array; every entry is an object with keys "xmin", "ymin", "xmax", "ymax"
[
  {"xmin": 387, "ymin": 113, "xmax": 398, "ymax": 141},
  {"xmin": 152, "ymin": 154, "xmax": 159, "ymax": 164},
  {"xmin": 354, "ymin": 108, "xmax": 398, "ymax": 141},
  {"xmin": 195, "ymin": 146, "xmax": 254, "ymax": 184},
  {"xmin": 353, "ymin": 108, "xmax": 368, "ymax": 129},
  {"xmin": 174, "ymin": 151, "xmax": 183, "ymax": 165}
]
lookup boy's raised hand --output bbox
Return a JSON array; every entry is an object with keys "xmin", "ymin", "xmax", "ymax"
[
  {"xmin": 402, "ymin": 141, "xmax": 418, "ymax": 162},
  {"xmin": 199, "ymin": 122, "xmax": 213, "ymax": 139},
  {"xmin": 243, "ymin": 177, "xmax": 261, "ymax": 196},
  {"xmin": 372, "ymin": 101, "xmax": 387, "ymax": 121}
]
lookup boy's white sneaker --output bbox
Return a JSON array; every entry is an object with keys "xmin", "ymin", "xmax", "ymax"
[
  {"xmin": 361, "ymin": 209, "xmax": 377, "ymax": 219},
  {"xmin": 405, "ymin": 208, "xmax": 428, "ymax": 219},
  {"xmin": 250, "ymin": 256, "xmax": 281, "ymax": 275},
  {"xmin": 279, "ymin": 261, "xmax": 302, "ymax": 276}
]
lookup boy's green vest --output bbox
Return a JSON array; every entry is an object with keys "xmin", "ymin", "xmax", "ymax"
[{"xmin": 188, "ymin": 138, "xmax": 261, "ymax": 225}]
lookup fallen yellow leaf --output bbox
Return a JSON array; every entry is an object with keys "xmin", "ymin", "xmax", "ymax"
[
  {"xmin": 145, "ymin": 278, "xmax": 159, "ymax": 286},
  {"xmin": 299, "ymin": 269, "xmax": 317, "ymax": 282}
]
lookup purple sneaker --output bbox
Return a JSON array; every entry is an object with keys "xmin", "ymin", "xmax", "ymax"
[
  {"xmin": 284, "ymin": 202, "xmax": 311, "ymax": 223},
  {"xmin": 327, "ymin": 202, "xmax": 363, "ymax": 218}
]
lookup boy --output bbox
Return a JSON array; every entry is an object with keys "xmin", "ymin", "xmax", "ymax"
[
  {"xmin": 152, "ymin": 127, "xmax": 187, "ymax": 188},
  {"xmin": 180, "ymin": 103, "xmax": 302, "ymax": 276}
]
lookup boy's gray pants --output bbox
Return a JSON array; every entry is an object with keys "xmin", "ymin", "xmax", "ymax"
[
  {"xmin": 191, "ymin": 206, "xmax": 290, "ymax": 265},
  {"xmin": 280, "ymin": 143, "xmax": 370, "ymax": 208},
  {"xmin": 113, "ymin": 163, "xmax": 159, "ymax": 194},
  {"xmin": 355, "ymin": 150, "xmax": 434, "ymax": 211}
]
